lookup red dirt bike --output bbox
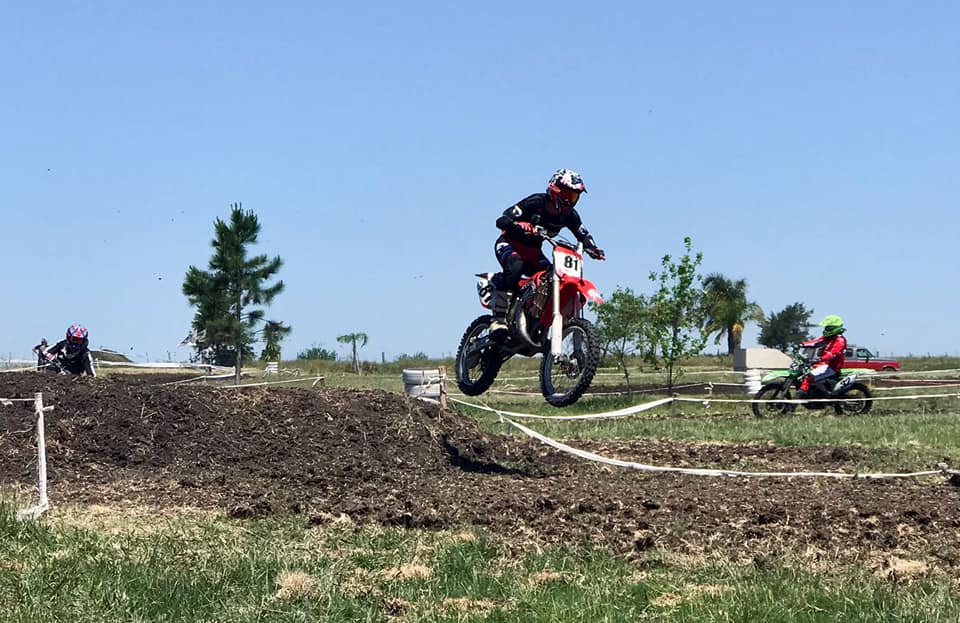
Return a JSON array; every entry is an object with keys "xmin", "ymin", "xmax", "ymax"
[{"xmin": 455, "ymin": 231, "xmax": 604, "ymax": 407}]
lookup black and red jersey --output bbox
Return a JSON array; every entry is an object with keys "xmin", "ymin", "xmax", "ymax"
[
  {"xmin": 46, "ymin": 339, "xmax": 97, "ymax": 376},
  {"xmin": 495, "ymin": 193, "xmax": 598, "ymax": 251}
]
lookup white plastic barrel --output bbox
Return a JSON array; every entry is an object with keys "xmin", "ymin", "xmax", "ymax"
[{"xmin": 402, "ymin": 368, "xmax": 445, "ymax": 399}]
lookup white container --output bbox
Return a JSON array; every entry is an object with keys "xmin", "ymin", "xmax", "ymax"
[{"xmin": 402, "ymin": 368, "xmax": 445, "ymax": 399}]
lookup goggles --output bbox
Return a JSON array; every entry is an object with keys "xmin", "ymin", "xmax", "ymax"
[
  {"xmin": 67, "ymin": 334, "xmax": 86, "ymax": 343},
  {"xmin": 558, "ymin": 187, "xmax": 581, "ymax": 207}
]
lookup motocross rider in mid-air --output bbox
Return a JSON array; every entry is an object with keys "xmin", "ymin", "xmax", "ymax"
[
  {"xmin": 797, "ymin": 315, "xmax": 847, "ymax": 397},
  {"xmin": 45, "ymin": 324, "xmax": 97, "ymax": 377},
  {"xmin": 489, "ymin": 168, "xmax": 605, "ymax": 340}
]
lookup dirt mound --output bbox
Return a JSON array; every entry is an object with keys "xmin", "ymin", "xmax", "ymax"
[{"xmin": 3, "ymin": 373, "xmax": 959, "ymax": 566}]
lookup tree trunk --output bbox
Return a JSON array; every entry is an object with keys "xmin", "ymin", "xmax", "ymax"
[
  {"xmin": 235, "ymin": 291, "xmax": 243, "ymax": 385},
  {"xmin": 728, "ymin": 322, "xmax": 744, "ymax": 355}
]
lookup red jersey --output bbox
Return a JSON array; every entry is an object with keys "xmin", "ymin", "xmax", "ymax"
[{"xmin": 802, "ymin": 335, "xmax": 847, "ymax": 371}]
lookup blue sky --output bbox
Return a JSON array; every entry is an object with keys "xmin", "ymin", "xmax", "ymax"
[{"xmin": 2, "ymin": 2, "xmax": 957, "ymax": 362}]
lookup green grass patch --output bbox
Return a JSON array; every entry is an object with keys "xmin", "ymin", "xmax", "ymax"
[{"xmin": 2, "ymin": 503, "xmax": 959, "ymax": 622}]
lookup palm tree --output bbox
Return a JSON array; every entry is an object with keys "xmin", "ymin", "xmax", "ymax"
[
  {"xmin": 700, "ymin": 273, "xmax": 764, "ymax": 355},
  {"xmin": 337, "ymin": 332, "xmax": 368, "ymax": 374}
]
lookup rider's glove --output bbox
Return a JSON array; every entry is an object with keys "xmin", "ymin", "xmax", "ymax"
[
  {"xmin": 586, "ymin": 246, "xmax": 606, "ymax": 261},
  {"xmin": 517, "ymin": 222, "xmax": 538, "ymax": 235}
]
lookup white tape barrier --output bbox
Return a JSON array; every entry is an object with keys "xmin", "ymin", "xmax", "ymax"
[
  {"xmin": 95, "ymin": 361, "xmax": 233, "ymax": 372},
  {"xmin": 0, "ymin": 363, "xmax": 52, "ymax": 374},
  {"xmin": 160, "ymin": 372, "xmax": 237, "ymax": 386},
  {"xmin": 501, "ymin": 416, "xmax": 959, "ymax": 480},
  {"xmin": 874, "ymin": 368, "xmax": 960, "ymax": 377},
  {"xmin": 453, "ymin": 388, "xmax": 960, "ymax": 422},
  {"xmin": 450, "ymin": 396, "xmax": 674, "ymax": 421},
  {"xmin": 674, "ymin": 392, "xmax": 960, "ymax": 405},
  {"xmin": 485, "ymin": 381, "xmax": 748, "ymax": 398},
  {"xmin": 494, "ymin": 370, "xmax": 743, "ymax": 383},
  {"xmin": 221, "ymin": 376, "xmax": 325, "ymax": 389},
  {"xmin": 1, "ymin": 393, "xmax": 52, "ymax": 520},
  {"xmin": 874, "ymin": 383, "xmax": 960, "ymax": 392},
  {"xmin": 494, "ymin": 372, "xmax": 626, "ymax": 382}
]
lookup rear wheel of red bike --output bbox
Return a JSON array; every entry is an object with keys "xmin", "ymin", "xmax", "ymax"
[{"xmin": 455, "ymin": 315, "xmax": 503, "ymax": 396}]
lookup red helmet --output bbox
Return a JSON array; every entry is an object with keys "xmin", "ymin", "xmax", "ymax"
[
  {"xmin": 66, "ymin": 324, "xmax": 89, "ymax": 343},
  {"xmin": 547, "ymin": 168, "xmax": 586, "ymax": 213}
]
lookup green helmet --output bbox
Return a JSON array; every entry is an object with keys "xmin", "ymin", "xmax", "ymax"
[{"xmin": 819, "ymin": 314, "xmax": 845, "ymax": 337}]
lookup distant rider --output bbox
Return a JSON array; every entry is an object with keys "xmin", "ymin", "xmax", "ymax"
[
  {"xmin": 798, "ymin": 315, "xmax": 847, "ymax": 397},
  {"xmin": 489, "ymin": 168, "xmax": 605, "ymax": 339},
  {"xmin": 32, "ymin": 338, "xmax": 49, "ymax": 370},
  {"xmin": 45, "ymin": 324, "xmax": 97, "ymax": 377}
]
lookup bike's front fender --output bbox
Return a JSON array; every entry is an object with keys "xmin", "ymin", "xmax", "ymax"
[
  {"xmin": 760, "ymin": 369, "xmax": 792, "ymax": 384},
  {"xmin": 559, "ymin": 276, "xmax": 603, "ymax": 304},
  {"xmin": 541, "ymin": 279, "xmax": 603, "ymax": 327}
]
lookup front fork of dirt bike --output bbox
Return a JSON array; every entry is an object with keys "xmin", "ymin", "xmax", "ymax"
[{"xmin": 550, "ymin": 270, "xmax": 564, "ymax": 360}]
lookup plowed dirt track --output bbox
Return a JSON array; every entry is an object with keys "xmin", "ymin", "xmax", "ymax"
[{"xmin": 3, "ymin": 373, "xmax": 959, "ymax": 568}]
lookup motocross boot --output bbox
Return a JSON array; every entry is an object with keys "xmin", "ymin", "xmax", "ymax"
[{"xmin": 488, "ymin": 289, "xmax": 512, "ymax": 342}]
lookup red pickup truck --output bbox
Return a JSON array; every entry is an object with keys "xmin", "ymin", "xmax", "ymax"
[{"xmin": 842, "ymin": 345, "xmax": 901, "ymax": 372}]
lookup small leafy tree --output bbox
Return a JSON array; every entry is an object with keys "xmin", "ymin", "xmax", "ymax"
[
  {"xmin": 337, "ymin": 332, "xmax": 369, "ymax": 374},
  {"xmin": 700, "ymin": 273, "xmax": 764, "ymax": 355},
  {"xmin": 182, "ymin": 202, "xmax": 287, "ymax": 383},
  {"xmin": 759, "ymin": 303, "xmax": 815, "ymax": 351},
  {"xmin": 646, "ymin": 237, "xmax": 707, "ymax": 390},
  {"xmin": 259, "ymin": 321, "xmax": 291, "ymax": 362},
  {"xmin": 297, "ymin": 344, "xmax": 338, "ymax": 361},
  {"xmin": 591, "ymin": 287, "xmax": 650, "ymax": 386}
]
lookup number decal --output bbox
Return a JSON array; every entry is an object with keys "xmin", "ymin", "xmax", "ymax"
[{"xmin": 554, "ymin": 247, "xmax": 583, "ymax": 278}]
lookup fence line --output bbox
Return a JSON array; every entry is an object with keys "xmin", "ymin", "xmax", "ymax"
[{"xmin": 501, "ymin": 416, "xmax": 959, "ymax": 480}]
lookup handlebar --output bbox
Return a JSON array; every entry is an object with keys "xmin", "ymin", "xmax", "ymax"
[{"xmin": 534, "ymin": 229, "xmax": 582, "ymax": 252}]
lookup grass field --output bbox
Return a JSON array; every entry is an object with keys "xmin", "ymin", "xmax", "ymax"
[
  {"xmin": 3, "ymin": 502, "xmax": 960, "ymax": 623},
  {"xmin": 7, "ymin": 355, "xmax": 960, "ymax": 621}
]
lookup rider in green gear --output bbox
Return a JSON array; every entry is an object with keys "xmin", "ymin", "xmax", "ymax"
[{"xmin": 798, "ymin": 315, "xmax": 847, "ymax": 396}]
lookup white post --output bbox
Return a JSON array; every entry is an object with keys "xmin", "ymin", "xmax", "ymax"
[
  {"xmin": 17, "ymin": 392, "xmax": 51, "ymax": 520},
  {"xmin": 438, "ymin": 366, "xmax": 448, "ymax": 410},
  {"xmin": 35, "ymin": 393, "xmax": 49, "ymax": 512}
]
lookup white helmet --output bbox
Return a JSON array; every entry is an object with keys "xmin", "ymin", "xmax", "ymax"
[{"xmin": 547, "ymin": 168, "xmax": 587, "ymax": 211}]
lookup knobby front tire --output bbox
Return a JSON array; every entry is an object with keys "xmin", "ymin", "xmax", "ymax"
[
  {"xmin": 752, "ymin": 382, "xmax": 797, "ymax": 418},
  {"xmin": 540, "ymin": 317, "xmax": 601, "ymax": 408}
]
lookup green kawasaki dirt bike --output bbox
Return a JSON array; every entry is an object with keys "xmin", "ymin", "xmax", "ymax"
[{"xmin": 751, "ymin": 354, "xmax": 873, "ymax": 417}]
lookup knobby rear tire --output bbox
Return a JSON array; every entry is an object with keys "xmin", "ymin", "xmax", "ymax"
[
  {"xmin": 455, "ymin": 315, "xmax": 503, "ymax": 397},
  {"xmin": 833, "ymin": 382, "xmax": 873, "ymax": 416}
]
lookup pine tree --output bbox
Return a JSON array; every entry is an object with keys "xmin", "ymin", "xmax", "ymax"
[
  {"xmin": 183, "ymin": 202, "xmax": 287, "ymax": 382},
  {"xmin": 260, "ymin": 321, "xmax": 292, "ymax": 362}
]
